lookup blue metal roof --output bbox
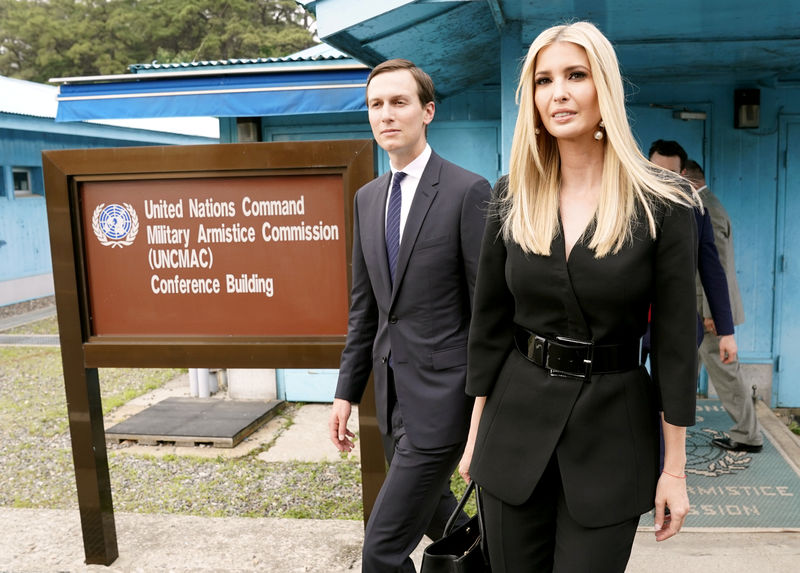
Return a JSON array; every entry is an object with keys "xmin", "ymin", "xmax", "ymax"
[
  {"xmin": 53, "ymin": 42, "xmax": 369, "ymax": 121},
  {"xmin": 0, "ymin": 74, "xmax": 218, "ymax": 137},
  {"xmin": 55, "ymin": 66, "xmax": 368, "ymax": 121},
  {"xmin": 128, "ymin": 43, "xmax": 354, "ymax": 74}
]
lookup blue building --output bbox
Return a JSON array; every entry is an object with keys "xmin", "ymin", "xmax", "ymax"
[
  {"xmin": 0, "ymin": 75, "xmax": 218, "ymax": 306},
  {"xmin": 51, "ymin": 1, "xmax": 800, "ymax": 408}
]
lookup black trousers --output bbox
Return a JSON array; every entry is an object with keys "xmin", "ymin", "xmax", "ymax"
[
  {"xmin": 362, "ymin": 372, "xmax": 468, "ymax": 573},
  {"xmin": 481, "ymin": 456, "xmax": 639, "ymax": 573}
]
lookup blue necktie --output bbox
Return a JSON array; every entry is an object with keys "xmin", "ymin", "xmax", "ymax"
[{"xmin": 385, "ymin": 171, "xmax": 406, "ymax": 284}]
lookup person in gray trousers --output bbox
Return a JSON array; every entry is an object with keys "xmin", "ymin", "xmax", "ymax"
[{"xmin": 685, "ymin": 160, "xmax": 763, "ymax": 452}]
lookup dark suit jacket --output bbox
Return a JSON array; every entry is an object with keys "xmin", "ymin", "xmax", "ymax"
[
  {"xmin": 335, "ymin": 151, "xmax": 491, "ymax": 449},
  {"xmin": 695, "ymin": 206, "xmax": 733, "ymax": 338},
  {"xmin": 466, "ymin": 177, "xmax": 698, "ymax": 527},
  {"xmin": 638, "ymin": 205, "xmax": 732, "ymax": 352}
]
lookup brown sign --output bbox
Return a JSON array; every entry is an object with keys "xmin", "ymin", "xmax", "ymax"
[
  {"xmin": 42, "ymin": 141, "xmax": 382, "ymax": 566},
  {"xmin": 81, "ymin": 175, "xmax": 348, "ymax": 336}
]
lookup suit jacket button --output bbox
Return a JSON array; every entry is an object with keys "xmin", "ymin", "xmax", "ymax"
[
  {"xmin": 389, "ymin": 315, "xmax": 398, "ymax": 324},
  {"xmin": 380, "ymin": 356, "xmax": 387, "ymax": 364}
]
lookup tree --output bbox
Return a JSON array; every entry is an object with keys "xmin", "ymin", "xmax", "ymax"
[{"xmin": 0, "ymin": 0, "xmax": 317, "ymax": 82}]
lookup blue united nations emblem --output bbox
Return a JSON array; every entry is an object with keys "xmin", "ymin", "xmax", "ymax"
[{"xmin": 92, "ymin": 203, "xmax": 139, "ymax": 248}]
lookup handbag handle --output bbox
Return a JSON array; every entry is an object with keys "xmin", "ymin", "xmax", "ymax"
[
  {"xmin": 443, "ymin": 480, "xmax": 475, "ymax": 536},
  {"xmin": 443, "ymin": 480, "xmax": 488, "ymax": 560}
]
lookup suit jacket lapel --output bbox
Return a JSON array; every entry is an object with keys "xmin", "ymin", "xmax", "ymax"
[{"xmin": 391, "ymin": 152, "xmax": 442, "ymax": 301}]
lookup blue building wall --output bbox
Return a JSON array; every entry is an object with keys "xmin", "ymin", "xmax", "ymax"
[
  {"xmin": 636, "ymin": 83, "xmax": 800, "ymax": 407},
  {"xmin": 0, "ymin": 115, "xmax": 217, "ymax": 306},
  {"xmin": 626, "ymin": 82, "xmax": 800, "ymax": 407},
  {"xmin": 255, "ymin": 86, "xmax": 503, "ymax": 184}
]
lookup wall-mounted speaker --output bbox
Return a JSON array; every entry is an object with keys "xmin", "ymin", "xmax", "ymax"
[{"xmin": 734, "ymin": 89, "xmax": 759, "ymax": 129}]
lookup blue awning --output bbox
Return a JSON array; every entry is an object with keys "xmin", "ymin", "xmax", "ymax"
[{"xmin": 56, "ymin": 68, "xmax": 369, "ymax": 121}]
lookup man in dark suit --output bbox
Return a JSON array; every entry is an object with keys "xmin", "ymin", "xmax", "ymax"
[
  {"xmin": 649, "ymin": 140, "xmax": 736, "ymax": 350},
  {"xmin": 328, "ymin": 59, "xmax": 491, "ymax": 572}
]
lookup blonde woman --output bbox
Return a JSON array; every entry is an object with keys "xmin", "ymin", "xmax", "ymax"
[{"xmin": 459, "ymin": 22, "xmax": 697, "ymax": 572}]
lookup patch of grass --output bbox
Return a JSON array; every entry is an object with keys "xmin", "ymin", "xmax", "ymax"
[
  {"xmin": 12, "ymin": 498, "xmax": 36, "ymax": 509},
  {"xmin": 450, "ymin": 472, "xmax": 477, "ymax": 516},
  {"xmin": 0, "ymin": 347, "xmax": 181, "ymax": 436},
  {"xmin": 0, "ymin": 347, "xmax": 72, "ymax": 436},
  {"xmin": 790, "ymin": 420, "xmax": 800, "ymax": 436},
  {"xmin": 106, "ymin": 455, "xmax": 363, "ymax": 520},
  {"xmin": 0, "ymin": 445, "xmax": 76, "ymax": 509},
  {"xmin": 99, "ymin": 367, "xmax": 184, "ymax": 413}
]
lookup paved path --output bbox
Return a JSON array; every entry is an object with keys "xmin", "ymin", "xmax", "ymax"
[
  {"xmin": 2, "ymin": 506, "xmax": 799, "ymax": 572},
  {"xmin": 0, "ymin": 304, "xmax": 56, "ymax": 332}
]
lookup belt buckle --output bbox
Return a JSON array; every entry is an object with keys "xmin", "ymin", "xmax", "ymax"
[
  {"xmin": 546, "ymin": 336, "xmax": 593, "ymax": 381},
  {"xmin": 527, "ymin": 334, "xmax": 547, "ymax": 364}
]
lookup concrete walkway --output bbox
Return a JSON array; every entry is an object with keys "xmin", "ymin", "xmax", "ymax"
[
  {"xmin": 2, "ymin": 505, "xmax": 799, "ymax": 572},
  {"xmin": 0, "ymin": 304, "xmax": 56, "ymax": 331}
]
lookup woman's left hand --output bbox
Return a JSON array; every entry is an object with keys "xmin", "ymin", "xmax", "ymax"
[{"xmin": 653, "ymin": 471, "xmax": 690, "ymax": 541}]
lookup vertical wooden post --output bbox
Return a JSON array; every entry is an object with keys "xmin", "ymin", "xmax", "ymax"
[
  {"xmin": 46, "ymin": 155, "xmax": 118, "ymax": 564},
  {"xmin": 63, "ymin": 367, "xmax": 119, "ymax": 564}
]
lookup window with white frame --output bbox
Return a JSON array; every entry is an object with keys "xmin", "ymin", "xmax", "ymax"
[{"xmin": 13, "ymin": 168, "xmax": 33, "ymax": 196}]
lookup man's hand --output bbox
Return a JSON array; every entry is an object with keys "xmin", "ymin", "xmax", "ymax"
[
  {"xmin": 703, "ymin": 318, "xmax": 716, "ymax": 335},
  {"xmin": 329, "ymin": 398, "xmax": 355, "ymax": 452},
  {"xmin": 718, "ymin": 334, "xmax": 738, "ymax": 364}
]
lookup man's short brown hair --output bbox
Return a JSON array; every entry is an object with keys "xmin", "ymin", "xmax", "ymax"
[{"xmin": 366, "ymin": 59, "xmax": 435, "ymax": 106}]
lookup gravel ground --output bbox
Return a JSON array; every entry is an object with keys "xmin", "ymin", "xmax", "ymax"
[{"xmin": 0, "ymin": 300, "xmax": 364, "ymax": 521}]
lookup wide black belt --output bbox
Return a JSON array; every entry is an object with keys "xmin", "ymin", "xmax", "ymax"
[{"xmin": 514, "ymin": 326, "xmax": 642, "ymax": 380}]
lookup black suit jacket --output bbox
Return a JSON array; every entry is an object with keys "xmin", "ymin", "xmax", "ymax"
[
  {"xmin": 466, "ymin": 177, "xmax": 698, "ymax": 527},
  {"xmin": 695, "ymin": 206, "xmax": 733, "ymax": 337},
  {"xmin": 643, "ymin": 206, "xmax": 733, "ymax": 351},
  {"xmin": 335, "ymin": 151, "xmax": 492, "ymax": 449}
]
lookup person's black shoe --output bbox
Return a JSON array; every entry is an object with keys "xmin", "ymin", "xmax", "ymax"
[{"xmin": 711, "ymin": 437, "xmax": 763, "ymax": 453}]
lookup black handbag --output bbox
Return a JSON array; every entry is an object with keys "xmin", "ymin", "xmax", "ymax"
[{"xmin": 421, "ymin": 480, "xmax": 490, "ymax": 572}]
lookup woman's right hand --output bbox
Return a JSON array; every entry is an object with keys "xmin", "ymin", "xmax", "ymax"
[
  {"xmin": 459, "ymin": 443, "xmax": 474, "ymax": 483},
  {"xmin": 460, "ymin": 396, "xmax": 486, "ymax": 483}
]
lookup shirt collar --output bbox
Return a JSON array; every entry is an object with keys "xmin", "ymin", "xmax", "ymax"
[
  {"xmin": 390, "ymin": 144, "xmax": 431, "ymax": 181},
  {"xmin": 695, "ymin": 184, "xmax": 708, "ymax": 194}
]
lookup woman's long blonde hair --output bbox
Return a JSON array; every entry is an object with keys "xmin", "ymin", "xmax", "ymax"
[{"xmin": 503, "ymin": 21, "xmax": 696, "ymax": 257}]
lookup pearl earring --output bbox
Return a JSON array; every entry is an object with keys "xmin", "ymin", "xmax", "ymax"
[
  {"xmin": 535, "ymin": 127, "xmax": 541, "ymax": 135},
  {"xmin": 593, "ymin": 120, "xmax": 605, "ymax": 141}
]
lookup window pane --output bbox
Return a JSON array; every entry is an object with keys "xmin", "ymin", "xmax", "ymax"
[{"xmin": 13, "ymin": 169, "xmax": 31, "ymax": 193}]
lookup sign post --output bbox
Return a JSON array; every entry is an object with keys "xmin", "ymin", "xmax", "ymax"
[{"xmin": 43, "ymin": 140, "xmax": 380, "ymax": 564}]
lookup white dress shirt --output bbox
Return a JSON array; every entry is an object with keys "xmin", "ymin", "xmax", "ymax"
[{"xmin": 386, "ymin": 144, "xmax": 432, "ymax": 243}]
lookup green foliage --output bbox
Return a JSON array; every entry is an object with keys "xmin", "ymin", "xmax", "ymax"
[
  {"xmin": 0, "ymin": 0, "xmax": 317, "ymax": 82},
  {"xmin": 450, "ymin": 471, "xmax": 477, "ymax": 516},
  {"xmin": 105, "ymin": 457, "xmax": 364, "ymax": 520}
]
